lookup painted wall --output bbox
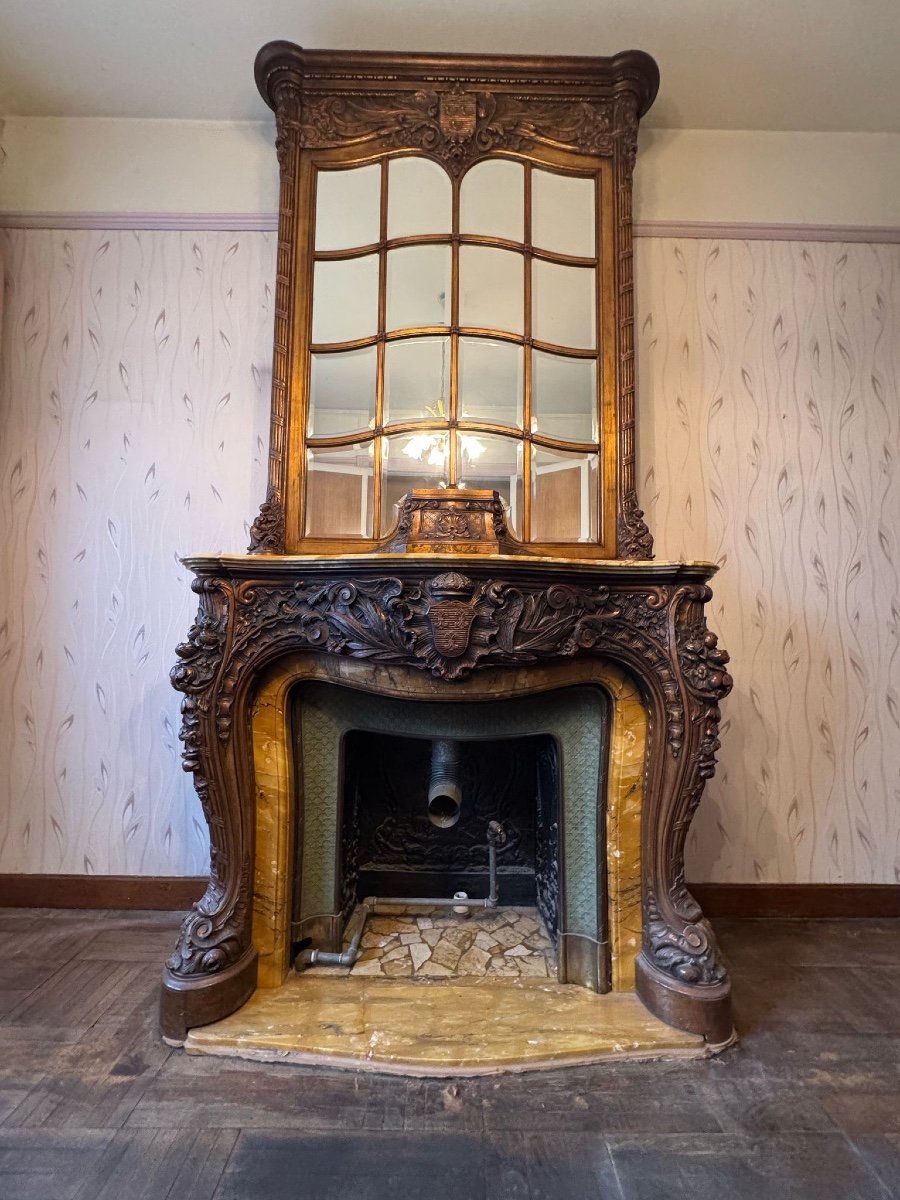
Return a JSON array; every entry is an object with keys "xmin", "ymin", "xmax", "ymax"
[
  {"xmin": 3, "ymin": 118, "xmax": 900, "ymax": 229},
  {"xmin": 1, "ymin": 227, "xmax": 897, "ymax": 882}
]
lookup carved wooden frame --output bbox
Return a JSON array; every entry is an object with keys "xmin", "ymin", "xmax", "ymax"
[{"xmin": 248, "ymin": 44, "xmax": 659, "ymax": 559}]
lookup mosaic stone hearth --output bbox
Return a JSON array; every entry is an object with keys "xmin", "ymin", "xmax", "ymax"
[{"xmin": 304, "ymin": 905, "xmax": 556, "ymax": 981}]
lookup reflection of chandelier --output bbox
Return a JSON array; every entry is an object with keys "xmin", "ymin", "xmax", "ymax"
[
  {"xmin": 401, "ymin": 393, "xmax": 484, "ymax": 467},
  {"xmin": 402, "ymin": 430, "xmax": 485, "ymax": 467}
]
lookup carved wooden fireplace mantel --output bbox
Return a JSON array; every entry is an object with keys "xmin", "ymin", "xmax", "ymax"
[{"xmin": 161, "ymin": 43, "xmax": 735, "ymax": 1053}]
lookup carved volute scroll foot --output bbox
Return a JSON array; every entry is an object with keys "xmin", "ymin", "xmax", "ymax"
[
  {"xmin": 160, "ymin": 949, "xmax": 259, "ymax": 1043},
  {"xmin": 635, "ymin": 952, "xmax": 734, "ymax": 1045}
]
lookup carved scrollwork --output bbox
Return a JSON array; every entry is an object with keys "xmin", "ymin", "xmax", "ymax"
[
  {"xmin": 679, "ymin": 622, "xmax": 733, "ymax": 704},
  {"xmin": 645, "ymin": 882, "xmax": 727, "ymax": 985},
  {"xmin": 170, "ymin": 580, "xmax": 229, "ymax": 696},
  {"xmin": 166, "ymin": 867, "xmax": 248, "ymax": 978},
  {"xmin": 298, "ymin": 89, "xmax": 617, "ymax": 173},
  {"xmin": 617, "ymin": 496, "xmax": 655, "ymax": 560},
  {"xmin": 247, "ymin": 486, "xmax": 286, "ymax": 555}
]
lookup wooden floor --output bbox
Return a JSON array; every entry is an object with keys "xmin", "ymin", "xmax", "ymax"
[{"xmin": 1, "ymin": 908, "xmax": 899, "ymax": 1198}]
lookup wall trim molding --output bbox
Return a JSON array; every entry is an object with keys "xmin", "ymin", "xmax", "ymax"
[
  {"xmin": 0, "ymin": 211, "xmax": 280, "ymax": 232},
  {"xmin": 1, "ymin": 875, "xmax": 898, "ymax": 917},
  {"xmin": 0, "ymin": 874, "xmax": 206, "ymax": 910},
  {"xmin": 635, "ymin": 220, "xmax": 900, "ymax": 244},
  {"xmin": 1, "ymin": 211, "xmax": 899, "ymax": 243},
  {"xmin": 690, "ymin": 883, "xmax": 900, "ymax": 919}
]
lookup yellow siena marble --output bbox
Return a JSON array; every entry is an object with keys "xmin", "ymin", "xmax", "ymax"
[{"xmin": 185, "ymin": 975, "xmax": 704, "ymax": 1076}]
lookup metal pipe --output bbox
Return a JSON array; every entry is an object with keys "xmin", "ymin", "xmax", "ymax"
[
  {"xmin": 368, "ymin": 821, "xmax": 507, "ymax": 911},
  {"xmin": 294, "ymin": 901, "xmax": 370, "ymax": 970},
  {"xmin": 295, "ymin": 823, "xmax": 508, "ymax": 971},
  {"xmin": 427, "ymin": 738, "xmax": 462, "ymax": 828}
]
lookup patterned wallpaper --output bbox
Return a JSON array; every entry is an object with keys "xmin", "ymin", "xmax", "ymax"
[
  {"xmin": 0, "ymin": 230, "xmax": 273, "ymax": 875},
  {"xmin": 638, "ymin": 239, "xmax": 900, "ymax": 884},
  {"xmin": 0, "ymin": 229, "xmax": 897, "ymax": 881}
]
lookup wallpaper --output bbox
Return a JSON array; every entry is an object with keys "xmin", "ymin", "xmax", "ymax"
[
  {"xmin": 0, "ymin": 229, "xmax": 897, "ymax": 881},
  {"xmin": 638, "ymin": 238, "xmax": 900, "ymax": 884},
  {"xmin": 0, "ymin": 230, "xmax": 273, "ymax": 875}
]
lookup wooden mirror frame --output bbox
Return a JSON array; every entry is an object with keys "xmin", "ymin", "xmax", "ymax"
[{"xmin": 250, "ymin": 44, "xmax": 659, "ymax": 559}]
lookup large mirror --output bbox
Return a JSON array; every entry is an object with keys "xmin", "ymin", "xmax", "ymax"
[{"xmin": 305, "ymin": 154, "xmax": 606, "ymax": 546}]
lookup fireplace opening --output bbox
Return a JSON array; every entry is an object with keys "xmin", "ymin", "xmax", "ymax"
[
  {"xmin": 339, "ymin": 730, "xmax": 561, "ymax": 941},
  {"xmin": 289, "ymin": 681, "xmax": 610, "ymax": 991}
]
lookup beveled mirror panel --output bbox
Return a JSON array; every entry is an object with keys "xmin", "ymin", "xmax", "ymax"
[
  {"xmin": 311, "ymin": 255, "xmax": 379, "ymax": 344},
  {"xmin": 383, "ymin": 337, "xmax": 449, "ymax": 426},
  {"xmin": 314, "ymin": 164, "xmax": 382, "ymax": 251},
  {"xmin": 386, "ymin": 245, "xmax": 453, "ymax": 331},
  {"xmin": 458, "ymin": 337, "xmax": 523, "ymax": 430},
  {"xmin": 459, "ymin": 246, "xmax": 524, "ymax": 335},
  {"xmin": 532, "ymin": 260, "xmax": 597, "ymax": 350},
  {"xmin": 532, "ymin": 351, "xmax": 597, "ymax": 443},
  {"xmin": 309, "ymin": 346, "xmax": 377, "ymax": 438},
  {"xmin": 459, "ymin": 159, "xmax": 525, "ymax": 242},
  {"xmin": 387, "ymin": 157, "xmax": 452, "ymax": 237},
  {"xmin": 532, "ymin": 169, "xmax": 596, "ymax": 257}
]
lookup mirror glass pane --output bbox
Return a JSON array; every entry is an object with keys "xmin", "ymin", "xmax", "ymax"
[
  {"xmin": 314, "ymin": 165, "xmax": 381, "ymax": 251},
  {"xmin": 388, "ymin": 157, "xmax": 452, "ymax": 238},
  {"xmin": 460, "ymin": 159, "xmax": 525, "ymax": 242},
  {"xmin": 384, "ymin": 337, "xmax": 449, "ymax": 426},
  {"xmin": 309, "ymin": 347, "xmax": 377, "ymax": 437},
  {"xmin": 312, "ymin": 255, "xmax": 379, "ymax": 344},
  {"xmin": 530, "ymin": 446, "xmax": 598, "ymax": 543},
  {"xmin": 531, "ymin": 351, "xmax": 597, "ymax": 442},
  {"xmin": 532, "ymin": 261, "xmax": 596, "ymax": 349},
  {"xmin": 532, "ymin": 170, "xmax": 595, "ymax": 257},
  {"xmin": 458, "ymin": 338, "xmax": 522, "ymax": 429},
  {"xmin": 386, "ymin": 245, "xmax": 452, "ymax": 331},
  {"xmin": 306, "ymin": 443, "xmax": 374, "ymax": 538},
  {"xmin": 381, "ymin": 433, "xmax": 449, "ymax": 531},
  {"xmin": 456, "ymin": 433, "xmax": 522, "ymax": 538},
  {"xmin": 459, "ymin": 246, "xmax": 523, "ymax": 334}
]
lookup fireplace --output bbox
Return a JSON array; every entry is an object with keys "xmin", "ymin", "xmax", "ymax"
[{"xmin": 161, "ymin": 44, "xmax": 735, "ymax": 1066}]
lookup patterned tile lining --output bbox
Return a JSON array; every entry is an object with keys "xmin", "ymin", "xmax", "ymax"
[{"xmin": 304, "ymin": 905, "xmax": 556, "ymax": 980}]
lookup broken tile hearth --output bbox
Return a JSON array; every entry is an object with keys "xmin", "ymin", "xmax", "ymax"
[{"xmin": 304, "ymin": 905, "xmax": 555, "ymax": 981}]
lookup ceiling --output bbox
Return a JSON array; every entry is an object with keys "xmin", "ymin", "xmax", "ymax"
[{"xmin": 2, "ymin": 0, "xmax": 899, "ymax": 132}]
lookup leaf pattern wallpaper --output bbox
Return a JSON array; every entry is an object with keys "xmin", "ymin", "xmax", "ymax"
[
  {"xmin": 0, "ymin": 230, "xmax": 273, "ymax": 875},
  {"xmin": 638, "ymin": 238, "xmax": 900, "ymax": 884},
  {"xmin": 0, "ymin": 228, "xmax": 897, "ymax": 881}
]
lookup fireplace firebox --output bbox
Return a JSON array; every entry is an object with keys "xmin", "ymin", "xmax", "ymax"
[{"xmin": 162, "ymin": 43, "xmax": 735, "ymax": 1064}]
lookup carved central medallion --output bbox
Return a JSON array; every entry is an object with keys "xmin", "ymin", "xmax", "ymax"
[
  {"xmin": 439, "ymin": 87, "xmax": 478, "ymax": 141},
  {"xmin": 426, "ymin": 600, "xmax": 477, "ymax": 658}
]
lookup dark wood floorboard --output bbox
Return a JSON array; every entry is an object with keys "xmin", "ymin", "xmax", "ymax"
[{"xmin": 0, "ymin": 908, "xmax": 897, "ymax": 1198}]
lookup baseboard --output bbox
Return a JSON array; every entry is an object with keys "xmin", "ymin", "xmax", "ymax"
[
  {"xmin": 691, "ymin": 883, "xmax": 900, "ymax": 919},
  {"xmin": 0, "ymin": 874, "xmax": 206, "ymax": 910},
  {"xmin": 1, "ymin": 876, "xmax": 898, "ymax": 917}
]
